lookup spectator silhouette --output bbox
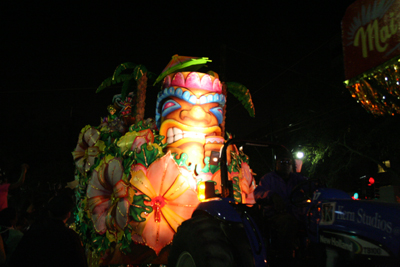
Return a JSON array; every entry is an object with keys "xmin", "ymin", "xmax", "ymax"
[
  {"xmin": 0, "ymin": 164, "xmax": 28, "ymax": 212},
  {"xmin": 0, "ymin": 207, "xmax": 23, "ymax": 266},
  {"xmin": 9, "ymin": 191, "xmax": 87, "ymax": 267},
  {"xmin": 0, "ymin": 235, "xmax": 5, "ymax": 266}
]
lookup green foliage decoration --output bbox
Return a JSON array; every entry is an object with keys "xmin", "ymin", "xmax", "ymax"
[
  {"xmin": 96, "ymin": 63, "xmax": 156, "ymax": 100},
  {"xmin": 171, "ymin": 153, "xmax": 193, "ymax": 171},
  {"xmin": 225, "ymin": 145, "xmax": 252, "ymax": 203},
  {"xmin": 134, "ymin": 143, "xmax": 164, "ymax": 168},
  {"xmin": 226, "ymin": 82, "xmax": 255, "ymax": 117},
  {"xmin": 231, "ymin": 176, "xmax": 242, "ymax": 203},
  {"xmin": 129, "ymin": 194, "xmax": 153, "ymax": 222}
]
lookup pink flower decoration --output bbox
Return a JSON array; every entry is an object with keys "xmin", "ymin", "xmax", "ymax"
[
  {"xmin": 87, "ymin": 156, "xmax": 131, "ymax": 234},
  {"xmin": 130, "ymin": 152, "xmax": 199, "ymax": 255},
  {"xmin": 240, "ymin": 162, "xmax": 256, "ymax": 204}
]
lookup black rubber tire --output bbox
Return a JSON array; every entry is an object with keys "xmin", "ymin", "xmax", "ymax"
[{"xmin": 168, "ymin": 213, "xmax": 236, "ymax": 267}]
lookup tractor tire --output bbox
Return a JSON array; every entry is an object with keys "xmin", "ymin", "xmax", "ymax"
[{"xmin": 168, "ymin": 213, "xmax": 236, "ymax": 267}]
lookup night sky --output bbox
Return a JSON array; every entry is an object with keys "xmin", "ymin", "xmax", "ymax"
[{"xmin": 1, "ymin": 1, "xmax": 358, "ymax": 184}]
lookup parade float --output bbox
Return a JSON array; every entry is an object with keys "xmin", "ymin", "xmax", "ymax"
[{"xmin": 71, "ymin": 55, "xmax": 257, "ymax": 266}]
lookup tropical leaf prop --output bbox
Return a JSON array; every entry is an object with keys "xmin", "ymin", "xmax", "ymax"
[
  {"xmin": 96, "ymin": 62, "xmax": 137, "ymax": 93},
  {"xmin": 113, "ymin": 62, "xmax": 137, "ymax": 80},
  {"xmin": 153, "ymin": 54, "xmax": 212, "ymax": 85},
  {"xmin": 226, "ymin": 82, "xmax": 255, "ymax": 117},
  {"xmin": 96, "ymin": 77, "xmax": 115, "ymax": 93},
  {"xmin": 120, "ymin": 77, "xmax": 136, "ymax": 102},
  {"xmin": 96, "ymin": 63, "xmax": 154, "ymax": 100}
]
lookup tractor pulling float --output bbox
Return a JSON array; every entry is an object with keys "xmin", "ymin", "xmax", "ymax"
[{"xmin": 70, "ymin": 54, "xmax": 400, "ymax": 267}]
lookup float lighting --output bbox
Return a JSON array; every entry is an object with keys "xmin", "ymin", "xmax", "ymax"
[{"xmin": 296, "ymin": 151, "xmax": 304, "ymax": 159}]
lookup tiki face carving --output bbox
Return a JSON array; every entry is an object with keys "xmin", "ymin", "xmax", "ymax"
[{"xmin": 156, "ymin": 72, "xmax": 225, "ymax": 171}]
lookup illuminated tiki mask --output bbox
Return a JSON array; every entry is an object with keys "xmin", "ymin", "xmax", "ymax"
[{"xmin": 156, "ymin": 72, "xmax": 226, "ymax": 171}]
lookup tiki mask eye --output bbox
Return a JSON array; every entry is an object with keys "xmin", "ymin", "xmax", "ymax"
[
  {"xmin": 210, "ymin": 107, "xmax": 223, "ymax": 124},
  {"xmin": 162, "ymin": 100, "xmax": 181, "ymax": 117}
]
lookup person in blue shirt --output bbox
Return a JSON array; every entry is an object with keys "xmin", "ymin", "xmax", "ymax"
[{"xmin": 254, "ymin": 148, "xmax": 309, "ymax": 264}]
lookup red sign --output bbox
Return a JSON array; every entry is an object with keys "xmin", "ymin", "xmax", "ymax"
[{"xmin": 342, "ymin": 0, "xmax": 400, "ymax": 80}]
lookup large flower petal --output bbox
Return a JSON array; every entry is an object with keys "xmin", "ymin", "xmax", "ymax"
[
  {"xmin": 116, "ymin": 198, "xmax": 130, "ymax": 229},
  {"xmin": 131, "ymin": 163, "xmax": 147, "ymax": 175},
  {"xmin": 87, "ymin": 169, "xmax": 112, "ymax": 198},
  {"xmin": 91, "ymin": 199, "xmax": 111, "ymax": 234},
  {"xmin": 87, "ymin": 195, "xmax": 109, "ymax": 212},
  {"xmin": 165, "ymin": 189, "xmax": 199, "ymax": 228},
  {"xmin": 130, "ymin": 170, "xmax": 157, "ymax": 198},
  {"xmin": 114, "ymin": 180, "xmax": 129, "ymax": 198},
  {"xmin": 163, "ymin": 174, "xmax": 190, "ymax": 200},
  {"xmin": 75, "ymin": 158, "xmax": 87, "ymax": 174},
  {"xmin": 141, "ymin": 212, "xmax": 174, "ymax": 255},
  {"xmin": 162, "ymin": 204, "xmax": 189, "ymax": 232},
  {"xmin": 146, "ymin": 152, "xmax": 181, "ymax": 196},
  {"xmin": 84, "ymin": 127, "xmax": 100, "ymax": 146},
  {"xmin": 106, "ymin": 158, "xmax": 124, "ymax": 186},
  {"xmin": 72, "ymin": 145, "xmax": 86, "ymax": 161}
]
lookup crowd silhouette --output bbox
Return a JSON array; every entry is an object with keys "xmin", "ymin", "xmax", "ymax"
[{"xmin": 0, "ymin": 163, "xmax": 87, "ymax": 267}]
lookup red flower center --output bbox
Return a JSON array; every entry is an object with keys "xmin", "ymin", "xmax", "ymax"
[{"xmin": 150, "ymin": 196, "xmax": 166, "ymax": 223}]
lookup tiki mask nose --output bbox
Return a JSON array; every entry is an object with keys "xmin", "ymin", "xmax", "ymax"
[
  {"xmin": 188, "ymin": 105, "xmax": 207, "ymax": 120},
  {"xmin": 180, "ymin": 105, "xmax": 210, "ymax": 122}
]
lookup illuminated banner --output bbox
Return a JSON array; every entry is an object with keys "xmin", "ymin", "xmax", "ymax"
[{"xmin": 342, "ymin": 0, "xmax": 400, "ymax": 80}]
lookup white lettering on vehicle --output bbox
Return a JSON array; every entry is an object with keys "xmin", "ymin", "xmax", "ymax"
[
  {"xmin": 356, "ymin": 208, "xmax": 393, "ymax": 234},
  {"xmin": 313, "ymin": 192, "xmax": 321, "ymax": 201},
  {"xmin": 320, "ymin": 235, "xmax": 353, "ymax": 252},
  {"xmin": 336, "ymin": 205, "xmax": 355, "ymax": 221},
  {"xmin": 320, "ymin": 232, "xmax": 390, "ymax": 257},
  {"xmin": 334, "ymin": 206, "xmax": 393, "ymax": 234},
  {"xmin": 320, "ymin": 202, "xmax": 335, "ymax": 225},
  {"xmin": 362, "ymin": 247, "xmax": 382, "ymax": 255}
]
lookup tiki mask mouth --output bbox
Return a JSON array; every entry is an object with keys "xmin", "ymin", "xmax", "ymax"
[
  {"xmin": 166, "ymin": 127, "xmax": 219, "ymax": 144},
  {"xmin": 159, "ymin": 119, "xmax": 221, "ymax": 146}
]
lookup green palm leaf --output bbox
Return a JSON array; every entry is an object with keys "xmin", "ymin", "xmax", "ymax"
[
  {"xmin": 112, "ymin": 62, "xmax": 137, "ymax": 80},
  {"xmin": 153, "ymin": 55, "xmax": 211, "ymax": 85},
  {"xmin": 96, "ymin": 77, "xmax": 114, "ymax": 93},
  {"xmin": 226, "ymin": 82, "xmax": 255, "ymax": 117},
  {"xmin": 121, "ymin": 76, "xmax": 136, "ymax": 100},
  {"xmin": 96, "ymin": 63, "xmax": 150, "ymax": 96}
]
